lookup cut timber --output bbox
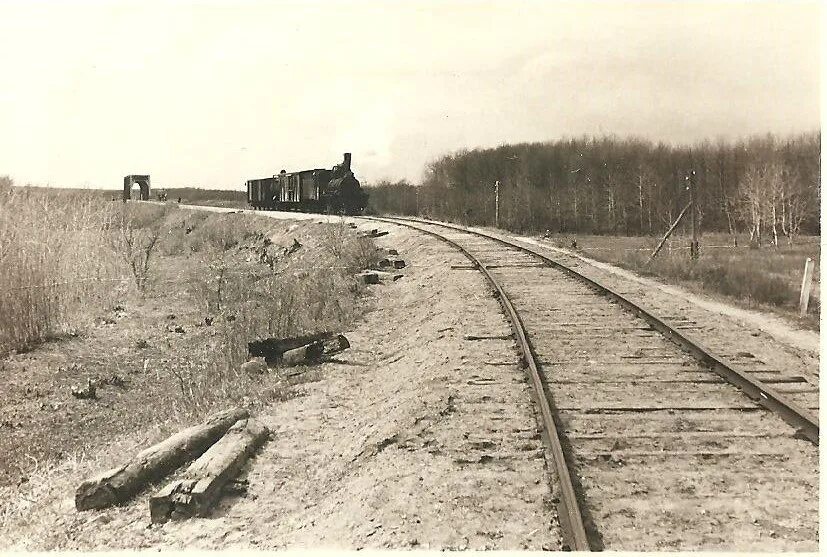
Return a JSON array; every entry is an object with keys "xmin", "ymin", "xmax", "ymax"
[
  {"xmin": 377, "ymin": 258, "xmax": 407, "ymax": 270},
  {"xmin": 249, "ymin": 332, "xmax": 346, "ymax": 364},
  {"xmin": 464, "ymin": 334, "xmax": 513, "ymax": 341},
  {"xmin": 150, "ymin": 417, "xmax": 269, "ymax": 523},
  {"xmin": 374, "ymin": 270, "xmax": 403, "ymax": 282},
  {"xmin": 75, "ymin": 407, "xmax": 248, "ymax": 511},
  {"xmin": 356, "ymin": 271, "xmax": 380, "ymax": 284},
  {"xmin": 357, "ymin": 270, "xmax": 401, "ymax": 284},
  {"xmin": 358, "ymin": 228, "xmax": 389, "ymax": 238},
  {"xmin": 282, "ymin": 334, "xmax": 350, "ymax": 365}
]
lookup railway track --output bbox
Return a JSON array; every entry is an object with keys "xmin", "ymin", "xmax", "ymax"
[{"xmin": 369, "ymin": 215, "xmax": 819, "ymax": 551}]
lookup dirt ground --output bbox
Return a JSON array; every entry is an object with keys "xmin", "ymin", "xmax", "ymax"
[
  {"xmin": 0, "ymin": 221, "xmax": 561, "ymax": 550},
  {"xmin": 0, "ymin": 210, "xmax": 819, "ymax": 550}
]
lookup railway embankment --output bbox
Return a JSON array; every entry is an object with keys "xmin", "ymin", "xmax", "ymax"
[{"xmin": 1, "ymin": 217, "xmax": 562, "ymax": 550}]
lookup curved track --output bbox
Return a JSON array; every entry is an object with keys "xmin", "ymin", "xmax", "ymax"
[{"xmin": 368, "ymin": 215, "xmax": 819, "ymax": 551}]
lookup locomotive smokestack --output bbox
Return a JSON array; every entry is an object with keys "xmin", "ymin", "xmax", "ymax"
[{"xmin": 343, "ymin": 153, "xmax": 351, "ymax": 171}]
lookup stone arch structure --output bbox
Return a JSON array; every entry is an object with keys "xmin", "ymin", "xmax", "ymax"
[{"xmin": 123, "ymin": 175, "xmax": 151, "ymax": 201}]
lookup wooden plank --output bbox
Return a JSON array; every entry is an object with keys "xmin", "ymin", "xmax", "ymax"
[
  {"xmin": 150, "ymin": 417, "xmax": 269, "ymax": 523},
  {"xmin": 76, "ymin": 407, "xmax": 248, "ymax": 511}
]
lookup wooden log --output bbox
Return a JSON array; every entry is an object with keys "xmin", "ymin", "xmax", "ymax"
[
  {"xmin": 358, "ymin": 229, "xmax": 389, "ymax": 238},
  {"xmin": 282, "ymin": 334, "xmax": 350, "ymax": 365},
  {"xmin": 356, "ymin": 271, "xmax": 380, "ymax": 284},
  {"xmin": 464, "ymin": 334, "xmax": 513, "ymax": 341},
  {"xmin": 377, "ymin": 258, "xmax": 406, "ymax": 270},
  {"xmin": 374, "ymin": 270, "xmax": 403, "ymax": 282},
  {"xmin": 75, "ymin": 407, "xmax": 248, "ymax": 511},
  {"xmin": 149, "ymin": 417, "xmax": 269, "ymax": 523},
  {"xmin": 249, "ymin": 332, "xmax": 336, "ymax": 363}
]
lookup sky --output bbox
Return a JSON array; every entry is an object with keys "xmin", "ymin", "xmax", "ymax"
[{"xmin": 0, "ymin": 0, "xmax": 820, "ymax": 190}]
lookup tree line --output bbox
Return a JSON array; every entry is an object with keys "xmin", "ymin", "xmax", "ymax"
[{"xmin": 367, "ymin": 132, "xmax": 820, "ymax": 243}]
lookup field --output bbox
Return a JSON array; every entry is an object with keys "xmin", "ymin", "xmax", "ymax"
[
  {"xmin": 542, "ymin": 231, "xmax": 820, "ymax": 329},
  {"xmin": 15, "ymin": 185, "xmax": 247, "ymax": 208}
]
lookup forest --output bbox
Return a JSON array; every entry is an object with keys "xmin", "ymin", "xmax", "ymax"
[{"xmin": 367, "ymin": 132, "xmax": 820, "ymax": 244}]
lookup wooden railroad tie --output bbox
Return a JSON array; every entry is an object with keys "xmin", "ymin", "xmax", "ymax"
[
  {"xmin": 75, "ymin": 408, "xmax": 248, "ymax": 511},
  {"xmin": 150, "ymin": 417, "xmax": 270, "ymax": 523}
]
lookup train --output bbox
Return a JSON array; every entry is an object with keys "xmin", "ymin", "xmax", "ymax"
[{"xmin": 246, "ymin": 153, "xmax": 368, "ymax": 215}]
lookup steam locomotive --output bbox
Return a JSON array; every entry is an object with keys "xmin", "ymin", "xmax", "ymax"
[{"xmin": 246, "ymin": 153, "xmax": 367, "ymax": 215}]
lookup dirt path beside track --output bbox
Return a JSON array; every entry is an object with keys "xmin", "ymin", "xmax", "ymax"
[{"xmin": 507, "ymin": 234, "xmax": 820, "ymax": 394}]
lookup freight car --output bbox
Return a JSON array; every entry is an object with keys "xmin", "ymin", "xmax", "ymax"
[{"xmin": 246, "ymin": 153, "xmax": 367, "ymax": 215}]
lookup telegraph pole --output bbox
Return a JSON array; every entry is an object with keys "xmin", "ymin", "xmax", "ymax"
[
  {"xmin": 689, "ymin": 170, "xmax": 700, "ymax": 259},
  {"xmin": 494, "ymin": 180, "xmax": 500, "ymax": 228}
]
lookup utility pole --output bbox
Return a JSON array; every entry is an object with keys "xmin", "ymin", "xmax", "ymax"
[
  {"xmin": 494, "ymin": 180, "xmax": 500, "ymax": 228},
  {"xmin": 689, "ymin": 170, "xmax": 699, "ymax": 259}
]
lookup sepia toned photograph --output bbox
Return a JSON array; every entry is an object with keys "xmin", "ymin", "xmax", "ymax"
[{"xmin": 0, "ymin": 0, "xmax": 820, "ymax": 552}]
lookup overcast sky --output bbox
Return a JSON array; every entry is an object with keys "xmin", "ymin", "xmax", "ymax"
[{"xmin": 0, "ymin": 1, "xmax": 820, "ymax": 190}]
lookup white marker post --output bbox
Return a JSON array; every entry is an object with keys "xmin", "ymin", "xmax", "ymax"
[{"xmin": 799, "ymin": 257, "xmax": 815, "ymax": 318}]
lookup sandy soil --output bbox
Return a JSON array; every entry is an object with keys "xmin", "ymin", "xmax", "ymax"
[{"xmin": 1, "ymin": 222, "xmax": 561, "ymax": 550}]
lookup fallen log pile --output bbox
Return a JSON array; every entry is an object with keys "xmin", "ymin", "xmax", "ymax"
[
  {"xmin": 354, "ymin": 246, "xmax": 407, "ymax": 285},
  {"xmin": 75, "ymin": 407, "xmax": 269, "ymax": 523},
  {"xmin": 357, "ymin": 228, "xmax": 389, "ymax": 239},
  {"xmin": 378, "ymin": 257, "xmax": 407, "ymax": 269},
  {"xmin": 149, "ymin": 417, "xmax": 269, "ymax": 523},
  {"xmin": 248, "ymin": 332, "xmax": 350, "ymax": 365},
  {"xmin": 282, "ymin": 334, "xmax": 350, "ymax": 365},
  {"xmin": 356, "ymin": 270, "xmax": 403, "ymax": 284}
]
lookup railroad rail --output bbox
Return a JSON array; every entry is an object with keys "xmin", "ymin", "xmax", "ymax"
[{"xmin": 367, "ymin": 215, "xmax": 819, "ymax": 551}]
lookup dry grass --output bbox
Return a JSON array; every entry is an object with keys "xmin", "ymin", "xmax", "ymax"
[
  {"xmin": 169, "ymin": 218, "xmax": 380, "ymax": 413},
  {"xmin": 0, "ymin": 182, "xmax": 377, "ymax": 409},
  {"xmin": 0, "ymin": 182, "xmax": 126, "ymax": 356},
  {"xmin": 0, "ymin": 182, "xmax": 182, "ymax": 357},
  {"xmin": 0, "ymin": 200, "xmax": 381, "ymax": 547},
  {"xmin": 546, "ymin": 231, "xmax": 820, "ymax": 328}
]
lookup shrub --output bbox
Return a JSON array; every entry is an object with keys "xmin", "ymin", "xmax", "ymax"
[{"xmin": 175, "ymin": 217, "xmax": 379, "ymax": 411}]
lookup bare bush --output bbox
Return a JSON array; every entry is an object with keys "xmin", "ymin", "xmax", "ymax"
[{"xmin": 109, "ymin": 204, "xmax": 169, "ymax": 292}]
